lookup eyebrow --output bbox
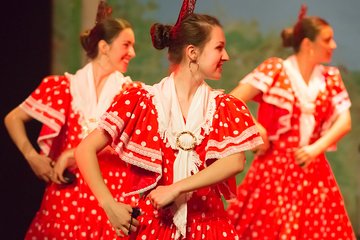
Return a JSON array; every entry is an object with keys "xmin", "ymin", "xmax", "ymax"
[{"xmin": 122, "ymin": 40, "xmax": 134, "ymax": 44}]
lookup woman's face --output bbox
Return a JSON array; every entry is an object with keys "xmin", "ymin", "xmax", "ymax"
[
  {"xmin": 311, "ymin": 25, "xmax": 337, "ymax": 64},
  {"xmin": 197, "ymin": 26, "xmax": 229, "ymax": 80},
  {"xmin": 106, "ymin": 28, "xmax": 136, "ymax": 73}
]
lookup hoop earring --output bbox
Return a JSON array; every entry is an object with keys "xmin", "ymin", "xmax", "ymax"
[{"xmin": 189, "ymin": 60, "xmax": 199, "ymax": 75}]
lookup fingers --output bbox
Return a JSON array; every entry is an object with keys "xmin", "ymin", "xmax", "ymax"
[
  {"xmin": 113, "ymin": 215, "xmax": 139, "ymax": 237},
  {"xmin": 127, "ymin": 222, "xmax": 138, "ymax": 235},
  {"xmin": 130, "ymin": 218, "xmax": 139, "ymax": 228},
  {"xmin": 115, "ymin": 228, "xmax": 125, "ymax": 237},
  {"xmin": 41, "ymin": 174, "xmax": 51, "ymax": 183},
  {"xmin": 49, "ymin": 161, "xmax": 72, "ymax": 184},
  {"xmin": 51, "ymin": 172, "xmax": 64, "ymax": 184},
  {"xmin": 147, "ymin": 194, "xmax": 159, "ymax": 209},
  {"xmin": 57, "ymin": 172, "xmax": 67, "ymax": 183},
  {"xmin": 294, "ymin": 149, "xmax": 310, "ymax": 168}
]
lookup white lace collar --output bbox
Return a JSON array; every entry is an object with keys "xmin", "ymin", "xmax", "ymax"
[
  {"xmin": 145, "ymin": 73, "xmax": 221, "ymax": 238},
  {"xmin": 284, "ymin": 55, "xmax": 325, "ymax": 146},
  {"xmin": 66, "ymin": 62, "xmax": 131, "ymax": 137}
]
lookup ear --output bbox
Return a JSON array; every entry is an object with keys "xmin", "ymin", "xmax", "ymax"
[
  {"xmin": 185, "ymin": 44, "xmax": 199, "ymax": 61},
  {"xmin": 98, "ymin": 40, "xmax": 109, "ymax": 55},
  {"xmin": 300, "ymin": 37, "xmax": 313, "ymax": 52}
]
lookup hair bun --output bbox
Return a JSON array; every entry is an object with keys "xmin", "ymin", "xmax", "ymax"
[
  {"xmin": 150, "ymin": 23, "xmax": 172, "ymax": 50},
  {"xmin": 281, "ymin": 27, "xmax": 294, "ymax": 48}
]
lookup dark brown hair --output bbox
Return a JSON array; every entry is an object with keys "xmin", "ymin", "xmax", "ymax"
[
  {"xmin": 150, "ymin": 13, "xmax": 221, "ymax": 64},
  {"xmin": 281, "ymin": 16, "xmax": 329, "ymax": 52},
  {"xmin": 80, "ymin": 18, "xmax": 132, "ymax": 59}
]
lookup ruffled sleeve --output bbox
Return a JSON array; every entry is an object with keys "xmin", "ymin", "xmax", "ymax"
[
  {"xmin": 19, "ymin": 75, "xmax": 70, "ymax": 155},
  {"xmin": 324, "ymin": 67, "xmax": 351, "ymax": 115},
  {"xmin": 321, "ymin": 67, "xmax": 351, "ymax": 149},
  {"xmin": 242, "ymin": 57, "xmax": 294, "ymax": 141},
  {"xmin": 98, "ymin": 87, "xmax": 163, "ymax": 196},
  {"xmin": 205, "ymin": 94, "xmax": 263, "ymax": 199},
  {"xmin": 242, "ymin": 57, "xmax": 283, "ymax": 95}
]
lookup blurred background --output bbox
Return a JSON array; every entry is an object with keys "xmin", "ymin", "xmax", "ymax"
[{"xmin": 1, "ymin": 0, "xmax": 359, "ymax": 238}]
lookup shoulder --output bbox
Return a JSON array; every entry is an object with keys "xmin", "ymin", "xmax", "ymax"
[
  {"xmin": 41, "ymin": 75, "xmax": 69, "ymax": 87},
  {"xmin": 256, "ymin": 57, "xmax": 284, "ymax": 71},
  {"xmin": 322, "ymin": 66, "xmax": 346, "ymax": 89},
  {"xmin": 114, "ymin": 85, "xmax": 150, "ymax": 101},
  {"xmin": 214, "ymin": 93, "xmax": 253, "ymax": 121},
  {"xmin": 30, "ymin": 75, "xmax": 70, "ymax": 99},
  {"xmin": 323, "ymin": 65, "xmax": 340, "ymax": 76},
  {"xmin": 109, "ymin": 85, "xmax": 155, "ymax": 112},
  {"xmin": 323, "ymin": 66, "xmax": 342, "ymax": 82}
]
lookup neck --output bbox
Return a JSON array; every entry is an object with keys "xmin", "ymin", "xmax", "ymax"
[
  {"xmin": 172, "ymin": 65, "xmax": 204, "ymax": 119},
  {"xmin": 92, "ymin": 58, "xmax": 114, "ymax": 85},
  {"xmin": 295, "ymin": 53, "xmax": 317, "ymax": 84},
  {"xmin": 91, "ymin": 60, "xmax": 115, "ymax": 100},
  {"xmin": 173, "ymin": 65, "xmax": 203, "ymax": 102}
]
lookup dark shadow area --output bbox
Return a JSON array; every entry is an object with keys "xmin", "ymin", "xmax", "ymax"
[{"xmin": 0, "ymin": 1, "xmax": 52, "ymax": 238}]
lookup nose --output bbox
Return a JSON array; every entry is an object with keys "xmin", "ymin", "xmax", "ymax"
[
  {"xmin": 129, "ymin": 45, "xmax": 136, "ymax": 58},
  {"xmin": 330, "ymin": 39, "xmax": 337, "ymax": 50},
  {"xmin": 222, "ymin": 49, "xmax": 230, "ymax": 61}
]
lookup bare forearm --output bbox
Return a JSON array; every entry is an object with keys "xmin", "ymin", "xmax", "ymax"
[
  {"xmin": 313, "ymin": 110, "xmax": 351, "ymax": 153},
  {"xmin": 173, "ymin": 153, "xmax": 245, "ymax": 194},
  {"xmin": 230, "ymin": 83, "xmax": 261, "ymax": 102},
  {"xmin": 75, "ymin": 130, "xmax": 115, "ymax": 206},
  {"xmin": 4, "ymin": 107, "xmax": 37, "ymax": 160}
]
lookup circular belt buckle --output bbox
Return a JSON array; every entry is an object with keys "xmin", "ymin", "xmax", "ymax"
[{"xmin": 176, "ymin": 131, "xmax": 197, "ymax": 151}]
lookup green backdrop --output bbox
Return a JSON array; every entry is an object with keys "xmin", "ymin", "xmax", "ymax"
[{"xmin": 52, "ymin": 0, "xmax": 360, "ymax": 233}]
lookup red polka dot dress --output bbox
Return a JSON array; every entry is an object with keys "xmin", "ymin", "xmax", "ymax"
[
  {"xmin": 98, "ymin": 75, "xmax": 263, "ymax": 240},
  {"xmin": 20, "ymin": 64, "xmax": 136, "ymax": 239},
  {"xmin": 226, "ymin": 57, "xmax": 356, "ymax": 240}
]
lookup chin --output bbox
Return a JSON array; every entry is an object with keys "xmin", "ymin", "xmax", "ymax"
[
  {"xmin": 119, "ymin": 66, "xmax": 127, "ymax": 73},
  {"xmin": 322, "ymin": 58, "xmax": 332, "ymax": 64}
]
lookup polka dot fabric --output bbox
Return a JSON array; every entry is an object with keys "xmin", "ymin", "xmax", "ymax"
[
  {"xmin": 226, "ymin": 58, "xmax": 355, "ymax": 239},
  {"xmin": 99, "ymin": 86, "xmax": 262, "ymax": 239},
  {"xmin": 76, "ymin": 146, "xmax": 138, "ymax": 240},
  {"xmin": 20, "ymin": 75, "xmax": 133, "ymax": 239},
  {"xmin": 99, "ymin": 87, "xmax": 163, "ymax": 194}
]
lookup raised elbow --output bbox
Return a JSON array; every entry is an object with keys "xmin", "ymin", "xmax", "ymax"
[
  {"xmin": 344, "ymin": 112, "xmax": 352, "ymax": 134},
  {"xmin": 4, "ymin": 111, "xmax": 15, "ymax": 130},
  {"xmin": 234, "ymin": 162, "xmax": 245, "ymax": 174},
  {"xmin": 232, "ymin": 154, "xmax": 245, "ymax": 174}
]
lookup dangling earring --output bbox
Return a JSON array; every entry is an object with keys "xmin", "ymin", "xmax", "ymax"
[{"xmin": 188, "ymin": 60, "xmax": 199, "ymax": 75}]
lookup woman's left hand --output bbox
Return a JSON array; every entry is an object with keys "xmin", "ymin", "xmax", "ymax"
[
  {"xmin": 148, "ymin": 185, "xmax": 180, "ymax": 209},
  {"xmin": 294, "ymin": 144, "xmax": 319, "ymax": 168},
  {"xmin": 51, "ymin": 149, "xmax": 76, "ymax": 184}
]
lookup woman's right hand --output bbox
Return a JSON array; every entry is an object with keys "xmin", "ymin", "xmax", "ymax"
[
  {"xmin": 25, "ymin": 149, "xmax": 54, "ymax": 182},
  {"xmin": 102, "ymin": 200, "xmax": 139, "ymax": 237}
]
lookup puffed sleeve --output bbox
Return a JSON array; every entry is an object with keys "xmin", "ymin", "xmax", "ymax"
[
  {"xmin": 241, "ymin": 57, "xmax": 294, "ymax": 141},
  {"xmin": 241, "ymin": 57, "xmax": 284, "ymax": 96},
  {"xmin": 206, "ymin": 94, "xmax": 263, "ymax": 160},
  {"xmin": 98, "ymin": 87, "xmax": 163, "ymax": 195},
  {"xmin": 325, "ymin": 67, "xmax": 351, "ymax": 114},
  {"xmin": 20, "ymin": 75, "xmax": 71, "ymax": 155},
  {"xmin": 321, "ymin": 67, "xmax": 351, "ymax": 150},
  {"xmin": 204, "ymin": 94, "xmax": 263, "ymax": 198}
]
